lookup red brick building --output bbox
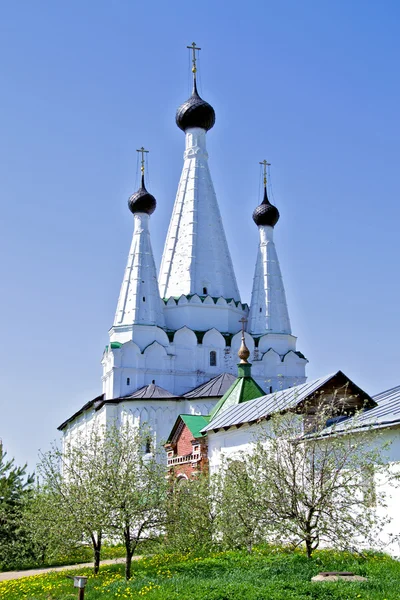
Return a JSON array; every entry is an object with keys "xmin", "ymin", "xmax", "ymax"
[{"xmin": 165, "ymin": 414, "xmax": 209, "ymax": 481}]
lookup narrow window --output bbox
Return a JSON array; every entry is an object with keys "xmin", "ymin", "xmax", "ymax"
[
  {"xmin": 210, "ymin": 350, "xmax": 217, "ymax": 367},
  {"xmin": 259, "ymin": 307, "xmax": 262, "ymax": 313},
  {"xmin": 143, "ymin": 296, "xmax": 146, "ymax": 302},
  {"xmin": 203, "ymin": 287, "xmax": 208, "ymax": 295},
  {"xmin": 126, "ymin": 377, "xmax": 130, "ymax": 385},
  {"xmin": 269, "ymin": 386, "xmax": 273, "ymax": 393},
  {"xmin": 145, "ymin": 437, "xmax": 151, "ymax": 454}
]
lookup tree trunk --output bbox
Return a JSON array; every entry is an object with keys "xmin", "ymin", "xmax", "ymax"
[
  {"xmin": 94, "ymin": 540, "xmax": 101, "ymax": 575},
  {"xmin": 305, "ymin": 538, "xmax": 313, "ymax": 558},
  {"xmin": 91, "ymin": 533, "xmax": 102, "ymax": 575},
  {"xmin": 125, "ymin": 551, "xmax": 132, "ymax": 580}
]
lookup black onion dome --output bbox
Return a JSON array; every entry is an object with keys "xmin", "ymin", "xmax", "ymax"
[
  {"xmin": 176, "ymin": 79, "xmax": 216, "ymax": 132},
  {"xmin": 252, "ymin": 187, "xmax": 280, "ymax": 227},
  {"xmin": 128, "ymin": 175, "xmax": 156, "ymax": 215}
]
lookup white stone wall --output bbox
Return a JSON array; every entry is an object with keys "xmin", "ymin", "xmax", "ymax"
[
  {"xmin": 62, "ymin": 397, "xmax": 218, "ymax": 463},
  {"xmin": 207, "ymin": 421, "xmax": 400, "ymax": 556},
  {"xmin": 102, "ymin": 325, "xmax": 307, "ymax": 399}
]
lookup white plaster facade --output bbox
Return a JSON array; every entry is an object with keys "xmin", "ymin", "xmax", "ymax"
[
  {"xmin": 206, "ymin": 418, "xmax": 400, "ymax": 557},
  {"xmin": 62, "ymin": 397, "xmax": 218, "ymax": 454}
]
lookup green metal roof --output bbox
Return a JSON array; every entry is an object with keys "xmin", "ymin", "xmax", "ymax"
[
  {"xmin": 210, "ymin": 363, "xmax": 265, "ymax": 420},
  {"xmin": 179, "ymin": 414, "xmax": 210, "ymax": 439}
]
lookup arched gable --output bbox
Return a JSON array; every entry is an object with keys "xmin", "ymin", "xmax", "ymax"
[
  {"xmin": 173, "ymin": 326, "xmax": 197, "ymax": 348},
  {"xmin": 202, "ymin": 328, "xmax": 226, "ymax": 349}
]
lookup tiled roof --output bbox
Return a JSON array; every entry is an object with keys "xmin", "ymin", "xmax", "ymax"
[
  {"xmin": 183, "ymin": 373, "xmax": 236, "ymax": 398},
  {"xmin": 202, "ymin": 371, "xmax": 374, "ymax": 433}
]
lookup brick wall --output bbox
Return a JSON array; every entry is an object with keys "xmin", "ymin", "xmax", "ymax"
[{"xmin": 167, "ymin": 423, "xmax": 208, "ymax": 480}]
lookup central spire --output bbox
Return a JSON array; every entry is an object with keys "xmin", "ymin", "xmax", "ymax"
[{"xmin": 158, "ymin": 44, "xmax": 240, "ymax": 302}]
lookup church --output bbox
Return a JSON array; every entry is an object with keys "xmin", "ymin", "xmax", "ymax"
[
  {"xmin": 58, "ymin": 46, "xmax": 400, "ymax": 555},
  {"xmin": 58, "ymin": 43, "xmax": 307, "ymax": 446}
]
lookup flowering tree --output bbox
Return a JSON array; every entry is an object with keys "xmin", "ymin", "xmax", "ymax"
[{"xmin": 217, "ymin": 398, "xmax": 392, "ymax": 557}]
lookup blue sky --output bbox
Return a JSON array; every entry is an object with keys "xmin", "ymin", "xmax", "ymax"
[{"xmin": 1, "ymin": 0, "xmax": 399, "ymax": 467}]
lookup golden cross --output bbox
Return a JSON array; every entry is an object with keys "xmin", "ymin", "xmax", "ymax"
[
  {"xmin": 136, "ymin": 146, "xmax": 149, "ymax": 175},
  {"xmin": 239, "ymin": 316, "xmax": 248, "ymax": 338},
  {"xmin": 187, "ymin": 41, "xmax": 201, "ymax": 74},
  {"xmin": 259, "ymin": 159, "xmax": 271, "ymax": 187}
]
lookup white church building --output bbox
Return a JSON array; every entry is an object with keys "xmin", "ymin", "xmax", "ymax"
[
  {"xmin": 58, "ymin": 46, "xmax": 400, "ymax": 554},
  {"xmin": 59, "ymin": 48, "xmax": 307, "ymax": 445}
]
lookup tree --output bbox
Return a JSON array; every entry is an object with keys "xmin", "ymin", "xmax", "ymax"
[
  {"xmin": 101, "ymin": 423, "xmax": 168, "ymax": 580},
  {"xmin": 215, "ymin": 459, "xmax": 264, "ymax": 552},
  {"xmin": 0, "ymin": 445, "xmax": 34, "ymax": 569},
  {"xmin": 39, "ymin": 428, "xmax": 110, "ymax": 574},
  {"xmin": 218, "ymin": 398, "xmax": 391, "ymax": 557},
  {"xmin": 165, "ymin": 473, "xmax": 216, "ymax": 553}
]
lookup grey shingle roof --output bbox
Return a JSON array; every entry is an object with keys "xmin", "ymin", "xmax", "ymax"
[
  {"xmin": 121, "ymin": 383, "xmax": 176, "ymax": 399},
  {"xmin": 183, "ymin": 372, "xmax": 236, "ymax": 398},
  {"xmin": 202, "ymin": 373, "xmax": 337, "ymax": 432}
]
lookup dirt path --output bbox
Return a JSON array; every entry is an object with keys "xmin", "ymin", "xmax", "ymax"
[{"xmin": 0, "ymin": 556, "xmax": 140, "ymax": 582}]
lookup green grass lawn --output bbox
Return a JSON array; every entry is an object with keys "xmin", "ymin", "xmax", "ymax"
[{"xmin": 0, "ymin": 547, "xmax": 399, "ymax": 600}]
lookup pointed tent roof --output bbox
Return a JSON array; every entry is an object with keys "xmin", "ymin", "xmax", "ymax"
[
  {"xmin": 209, "ymin": 363, "xmax": 266, "ymax": 420},
  {"xmin": 122, "ymin": 382, "xmax": 177, "ymax": 399},
  {"xmin": 183, "ymin": 372, "xmax": 236, "ymax": 398}
]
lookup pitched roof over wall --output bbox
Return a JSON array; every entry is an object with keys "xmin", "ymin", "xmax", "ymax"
[
  {"xmin": 319, "ymin": 383, "xmax": 400, "ymax": 435},
  {"xmin": 202, "ymin": 371, "xmax": 375, "ymax": 433},
  {"xmin": 167, "ymin": 414, "xmax": 210, "ymax": 443}
]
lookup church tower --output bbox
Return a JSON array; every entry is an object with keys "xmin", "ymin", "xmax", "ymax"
[
  {"xmin": 159, "ymin": 43, "xmax": 246, "ymax": 334},
  {"xmin": 114, "ymin": 148, "xmax": 165, "ymax": 330},
  {"xmin": 246, "ymin": 161, "xmax": 307, "ymax": 391}
]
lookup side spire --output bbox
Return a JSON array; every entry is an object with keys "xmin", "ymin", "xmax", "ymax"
[
  {"xmin": 248, "ymin": 161, "xmax": 291, "ymax": 335},
  {"xmin": 114, "ymin": 148, "xmax": 165, "ymax": 328},
  {"xmin": 128, "ymin": 147, "xmax": 156, "ymax": 215}
]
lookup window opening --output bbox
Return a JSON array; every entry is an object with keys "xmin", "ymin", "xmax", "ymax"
[
  {"xmin": 203, "ymin": 287, "xmax": 208, "ymax": 295},
  {"xmin": 126, "ymin": 377, "xmax": 130, "ymax": 385},
  {"xmin": 145, "ymin": 437, "xmax": 151, "ymax": 454},
  {"xmin": 210, "ymin": 351, "xmax": 217, "ymax": 367},
  {"xmin": 259, "ymin": 307, "xmax": 262, "ymax": 313},
  {"xmin": 143, "ymin": 296, "xmax": 146, "ymax": 302}
]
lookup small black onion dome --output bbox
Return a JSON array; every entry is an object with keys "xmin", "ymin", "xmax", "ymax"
[
  {"xmin": 176, "ymin": 79, "xmax": 216, "ymax": 132},
  {"xmin": 252, "ymin": 187, "xmax": 280, "ymax": 227},
  {"xmin": 128, "ymin": 174, "xmax": 156, "ymax": 215}
]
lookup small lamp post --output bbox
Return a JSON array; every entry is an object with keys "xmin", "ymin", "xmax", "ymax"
[{"xmin": 66, "ymin": 575, "xmax": 88, "ymax": 599}]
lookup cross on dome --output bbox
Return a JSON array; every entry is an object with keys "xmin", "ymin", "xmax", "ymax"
[
  {"xmin": 259, "ymin": 159, "xmax": 271, "ymax": 187},
  {"xmin": 137, "ymin": 146, "xmax": 149, "ymax": 175},
  {"xmin": 187, "ymin": 42, "xmax": 201, "ymax": 75},
  {"xmin": 128, "ymin": 146, "xmax": 156, "ymax": 216}
]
